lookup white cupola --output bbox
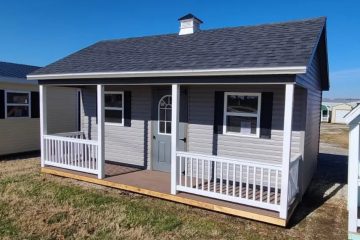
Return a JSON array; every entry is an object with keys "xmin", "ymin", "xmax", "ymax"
[{"xmin": 178, "ymin": 14, "xmax": 203, "ymax": 35}]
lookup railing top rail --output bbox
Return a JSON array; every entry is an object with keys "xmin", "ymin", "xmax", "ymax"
[
  {"xmin": 176, "ymin": 151, "xmax": 282, "ymax": 170},
  {"xmin": 44, "ymin": 134, "xmax": 98, "ymax": 145},
  {"xmin": 52, "ymin": 131, "xmax": 84, "ymax": 137}
]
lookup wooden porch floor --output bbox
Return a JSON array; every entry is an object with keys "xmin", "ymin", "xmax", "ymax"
[{"xmin": 41, "ymin": 162, "xmax": 287, "ymax": 226}]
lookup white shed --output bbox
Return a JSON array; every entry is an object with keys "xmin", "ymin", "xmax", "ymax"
[{"xmin": 345, "ymin": 105, "xmax": 360, "ymax": 239}]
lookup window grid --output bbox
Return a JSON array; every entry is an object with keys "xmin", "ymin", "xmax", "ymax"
[
  {"xmin": 104, "ymin": 91, "xmax": 124, "ymax": 126},
  {"xmin": 5, "ymin": 90, "xmax": 31, "ymax": 118},
  {"xmin": 223, "ymin": 92, "xmax": 261, "ymax": 137},
  {"xmin": 158, "ymin": 95, "xmax": 172, "ymax": 135}
]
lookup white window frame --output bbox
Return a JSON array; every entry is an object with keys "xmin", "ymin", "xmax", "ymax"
[
  {"xmin": 5, "ymin": 90, "xmax": 31, "ymax": 119},
  {"xmin": 223, "ymin": 92, "xmax": 261, "ymax": 138},
  {"xmin": 158, "ymin": 95, "xmax": 172, "ymax": 135},
  {"xmin": 104, "ymin": 91, "xmax": 124, "ymax": 126}
]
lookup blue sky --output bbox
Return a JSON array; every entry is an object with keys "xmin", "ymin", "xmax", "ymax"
[{"xmin": 0, "ymin": 0, "xmax": 359, "ymax": 98}]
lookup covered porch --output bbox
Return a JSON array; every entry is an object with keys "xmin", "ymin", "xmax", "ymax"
[{"xmin": 39, "ymin": 83, "xmax": 301, "ymax": 225}]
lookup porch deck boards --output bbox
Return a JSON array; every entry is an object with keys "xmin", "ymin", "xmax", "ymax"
[{"xmin": 42, "ymin": 162, "xmax": 286, "ymax": 226}]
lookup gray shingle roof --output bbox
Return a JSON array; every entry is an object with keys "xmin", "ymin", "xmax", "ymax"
[
  {"xmin": 31, "ymin": 17, "xmax": 326, "ymax": 76},
  {"xmin": 0, "ymin": 61, "xmax": 40, "ymax": 79}
]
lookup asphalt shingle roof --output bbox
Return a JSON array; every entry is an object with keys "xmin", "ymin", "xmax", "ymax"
[
  {"xmin": 0, "ymin": 61, "xmax": 40, "ymax": 79},
  {"xmin": 31, "ymin": 17, "xmax": 326, "ymax": 76}
]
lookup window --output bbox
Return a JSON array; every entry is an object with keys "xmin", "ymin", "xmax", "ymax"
[
  {"xmin": 158, "ymin": 95, "xmax": 172, "ymax": 134},
  {"xmin": 105, "ymin": 91, "xmax": 124, "ymax": 125},
  {"xmin": 223, "ymin": 92, "xmax": 261, "ymax": 137},
  {"xmin": 6, "ymin": 91, "xmax": 30, "ymax": 118}
]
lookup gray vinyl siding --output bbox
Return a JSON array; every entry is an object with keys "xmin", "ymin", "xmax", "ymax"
[
  {"xmin": 296, "ymin": 51, "xmax": 323, "ymax": 194},
  {"xmin": 80, "ymin": 85, "xmax": 152, "ymax": 167},
  {"xmin": 186, "ymin": 85, "xmax": 303, "ymax": 165}
]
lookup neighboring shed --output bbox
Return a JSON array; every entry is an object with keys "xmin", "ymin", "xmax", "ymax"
[
  {"xmin": 321, "ymin": 104, "xmax": 330, "ymax": 122},
  {"xmin": 332, "ymin": 103, "xmax": 355, "ymax": 124},
  {"xmin": 0, "ymin": 61, "xmax": 79, "ymax": 156}
]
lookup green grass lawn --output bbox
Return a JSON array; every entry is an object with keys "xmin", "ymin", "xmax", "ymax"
[{"xmin": 0, "ymin": 156, "xmax": 347, "ymax": 240}]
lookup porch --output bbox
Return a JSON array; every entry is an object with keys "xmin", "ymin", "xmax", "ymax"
[
  {"xmin": 39, "ymin": 83, "xmax": 301, "ymax": 225},
  {"xmin": 41, "ymin": 159, "xmax": 298, "ymax": 226}
]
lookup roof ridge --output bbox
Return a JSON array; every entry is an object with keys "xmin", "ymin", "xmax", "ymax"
[
  {"xmin": 0, "ymin": 60, "xmax": 40, "ymax": 68},
  {"xmin": 100, "ymin": 16, "xmax": 326, "ymax": 43}
]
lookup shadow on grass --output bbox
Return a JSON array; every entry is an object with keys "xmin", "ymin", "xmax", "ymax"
[
  {"xmin": 0, "ymin": 151, "xmax": 40, "ymax": 161},
  {"xmin": 288, "ymin": 152, "xmax": 347, "ymax": 228}
]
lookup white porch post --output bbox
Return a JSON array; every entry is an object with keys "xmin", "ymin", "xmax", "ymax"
[
  {"xmin": 39, "ymin": 85, "xmax": 47, "ymax": 168},
  {"xmin": 280, "ymin": 83, "xmax": 294, "ymax": 219},
  {"xmin": 97, "ymin": 85, "xmax": 105, "ymax": 179},
  {"xmin": 348, "ymin": 124, "xmax": 360, "ymax": 232},
  {"xmin": 171, "ymin": 84, "xmax": 180, "ymax": 195}
]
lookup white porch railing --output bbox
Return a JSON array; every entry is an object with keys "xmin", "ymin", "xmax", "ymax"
[
  {"xmin": 43, "ymin": 132, "xmax": 99, "ymax": 175},
  {"xmin": 176, "ymin": 151, "xmax": 282, "ymax": 212},
  {"xmin": 288, "ymin": 155, "xmax": 301, "ymax": 204}
]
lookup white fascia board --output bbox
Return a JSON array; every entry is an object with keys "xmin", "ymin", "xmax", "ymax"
[
  {"xmin": 345, "ymin": 104, "xmax": 360, "ymax": 125},
  {"xmin": 27, "ymin": 66, "xmax": 307, "ymax": 80}
]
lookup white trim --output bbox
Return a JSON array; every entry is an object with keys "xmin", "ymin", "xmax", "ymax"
[
  {"xmin": 348, "ymin": 124, "xmax": 360, "ymax": 232},
  {"xmin": 40, "ymin": 85, "xmax": 47, "ymax": 168},
  {"xmin": 223, "ymin": 92, "xmax": 261, "ymax": 138},
  {"xmin": 4, "ymin": 90, "xmax": 31, "ymax": 119},
  {"xmin": 157, "ymin": 95, "xmax": 172, "ymax": 135},
  {"xmin": 171, "ymin": 84, "xmax": 179, "ymax": 195},
  {"xmin": 104, "ymin": 91, "xmax": 124, "ymax": 127},
  {"xmin": 279, "ymin": 83, "xmax": 294, "ymax": 219},
  {"xmin": 97, "ymin": 85, "xmax": 105, "ymax": 179},
  {"xmin": 27, "ymin": 66, "xmax": 307, "ymax": 80}
]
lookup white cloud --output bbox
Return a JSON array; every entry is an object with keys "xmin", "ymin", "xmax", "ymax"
[{"xmin": 330, "ymin": 68, "xmax": 360, "ymax": 81}]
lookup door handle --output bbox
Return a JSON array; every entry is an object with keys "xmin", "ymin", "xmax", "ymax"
[
  {"xmin": 153, "ymin": 135, "xmax": 156, "ymax": 139},
  {"xmin": 179, "ymin": 137, "xmax": 187, "ymax": 143}
]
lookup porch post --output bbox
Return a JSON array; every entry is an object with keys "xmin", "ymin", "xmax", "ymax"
[
  {"xmin": 171, "ymin": 84, "xmax": 180, "ymax": 195},
  {"xmin": 279, "ymin": 83, "xmax": 294, "ymax": 219},
  {"xmin": 39, "ymin": 85, "xmax": 47, "ymax": 168},
  {"xmin": 348, "ymin": 124, "xmax": 360, "ymax": 232},
  {"xmin": 97, "ymin": 85, "xmax": 105, "ymax": 179}
]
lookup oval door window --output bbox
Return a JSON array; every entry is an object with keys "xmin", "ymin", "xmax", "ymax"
[{"xmin": 158, "ymin": 95, "xmax": 172, "ymax": 134}]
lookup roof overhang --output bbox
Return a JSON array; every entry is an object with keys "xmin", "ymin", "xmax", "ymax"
[
  {"xmin": 27, "ymin": 66, "xmax": 307, "ymax": 80},
  {"xmin": 0, "ymin": 76, "xmax": 38, "ymax": 85}
]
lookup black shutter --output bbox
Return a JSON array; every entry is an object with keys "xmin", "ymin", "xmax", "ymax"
[
  {"xmin": 124, "ymin": 91, "xmax": 131, "ymax": 127},
  {"xmin": 260, "ymin": 92, "xmax": 274, "ymax": 139},
  {"xmin": 0, "ymin": 90, "xmax": 4, "ymax": 119},
  {"xmin": 31, "ymin": 91, "xmax": 40, "ymax": 118},
  {"xmin": 213, "ymin": 91, "xmax": 224, "ymax": 134}
]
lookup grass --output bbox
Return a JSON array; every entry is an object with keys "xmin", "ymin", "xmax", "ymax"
[
  {"xmin": 0, "ymin": 125, "xmax": 348, "ymax": 239},
  {"xmin": 320, "ymin": 123, "xmax": 349, "ymax": 148}
]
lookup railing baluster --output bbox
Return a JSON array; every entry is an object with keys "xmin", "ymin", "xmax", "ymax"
[
  {"xmin": 185, "ymin": 157, "xmax": 188, "ymax": 187},
  {"xmin": 232, "ymin": 164, "xmax": 236, "ymax": 197},
  {"xmin": 201, "ymin": 158, "xmax": 204, "ymax": 191},
  {"xmin": 207, "ymin": 159, "xmax": 211, "ymax": 191},
  {"xmin": 190, "ymin": 157, "xmax": 193, "ymax": 188},
  {"xmin": 275, "ymin": 170, "xmax": 279, "ymax": 205},
  {"xmin": 239, "ymin": 164, "xmax": 243, "ymax": 198},
  {"xmin": 220, "ymin": 162, "xmax": 223, "ymax": 194},
  {"xmin": 196, "ymin": 158, "xmax": 199, "ymax": 189},
  {"xmin": 267, "ymin": 169, "xmax": 271, "ymax": 204},
  {"xmin": 253, "ymin": 166, "xmax": 256, "ymax": 200},
  {"xmin": 179, "ymin": 156, "xmax": 182, "ymax": 187},
  {"xmin": 226, "ymin": 162, "xmax": 229, "ymax": 195},
  {"xmin": 214, "ymin": 161, "xmax": 217, "ymax": 193},
  {"xmin": 260, "ymin": 168, "xmax": 264, "ymax": 202},
  {"xmin": 246, "ymin": 165, "xmax": 249, "ymax": 199}
]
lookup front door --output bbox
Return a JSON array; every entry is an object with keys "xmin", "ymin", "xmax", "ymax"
[{"xmin": 152, "ymin": 88, "xmax": 187, "ymax": 172}]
